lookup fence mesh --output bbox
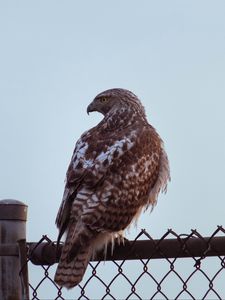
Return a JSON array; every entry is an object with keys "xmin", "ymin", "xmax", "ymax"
[{"xmin": 26, "ymin": 227, "xmax": 225, "ymax": 300}]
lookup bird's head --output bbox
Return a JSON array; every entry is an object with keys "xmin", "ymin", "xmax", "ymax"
[{"xmin": 87, "ymin": 88, "xmax": 145, "ymax": 116}]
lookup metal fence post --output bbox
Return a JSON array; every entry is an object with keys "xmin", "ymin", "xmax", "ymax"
[{"xmin": 0, "ymin": 199, "xmax": 28, "ymax": 300}]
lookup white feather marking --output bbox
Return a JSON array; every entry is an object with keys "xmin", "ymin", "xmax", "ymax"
[
  {"xmin": 72, "ymin": 140, "xmax": 95, "ymax": 169},
  {"xmin": 86, "ymin": 201, "xmax": 99, "ymax": 209},
  {"xmin": 76, "ymin": 188, "xmax": 92, "ymax": 201},
  {"xmin": 73, "ymin": 135, "xmax": 135, "ymax": 171},
  {"xmin": 92, "ymin": 195, "xmax": 99, "ymax": 202},
  {"xmin": 83, "ymin": 159, "xmax": 94, "ymax": 168},
  {"xmin": 96, "ymin": 138, "xmax": 134, "ymax": 165},
  {"xmin": 102, "ymin": 191, "xmax": 111, "ymax": 198},
  {"xmin": 77, "ymin": 193, "xmax": 89, "ymax": 200}
]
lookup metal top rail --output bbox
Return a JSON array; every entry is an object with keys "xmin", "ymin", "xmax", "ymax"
[{"xmin": 26, "ymin": 228, "xmax": 225, "ymax": 266}]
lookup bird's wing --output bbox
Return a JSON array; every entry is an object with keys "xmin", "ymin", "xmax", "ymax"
[
  {"xmin": 55, "ymin": 133, "xmax": 91, "ymax": 242},
  {"xmin": 56, "ymin": 128, "xmax": 135, "ymax": 243}
]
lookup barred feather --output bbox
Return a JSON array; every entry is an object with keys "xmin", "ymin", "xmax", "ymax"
[{"xmin": 54, "ymin": 88, "xmax": 170, "ymax": 288}]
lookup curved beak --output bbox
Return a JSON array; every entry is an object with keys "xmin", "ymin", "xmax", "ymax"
[{"xmin": 87, "ymin": 102, "xmax": 95, "ymax": 115}]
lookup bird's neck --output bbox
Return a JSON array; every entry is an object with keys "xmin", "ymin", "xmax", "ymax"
[{"xmin": 98, "ymin": 105, "xmax": 147, "ymax": 132}]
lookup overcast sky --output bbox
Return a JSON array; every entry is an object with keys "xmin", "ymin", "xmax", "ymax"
[{"xmin": 0, "ymin": 1, "xmax": 225, "ymax": 298}]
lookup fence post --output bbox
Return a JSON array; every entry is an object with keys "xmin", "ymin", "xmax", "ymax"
[{"xmin": 0, "ymin": 199, "xmax": 28, "ymax": 300}]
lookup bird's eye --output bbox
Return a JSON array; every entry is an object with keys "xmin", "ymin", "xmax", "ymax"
[{"xmin": 100, "ymin": 97, "xmax": 108, "ymax": 103}]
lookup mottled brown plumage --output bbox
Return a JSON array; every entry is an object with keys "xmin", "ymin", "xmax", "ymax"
[{"xmin": 54, "ymin": 88, "xmax": 170, "ymax": 288}]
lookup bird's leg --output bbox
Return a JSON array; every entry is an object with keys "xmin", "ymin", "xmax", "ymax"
[{"xmin": 114, "ymin": 231, "xmax": 130, "ymax": 246}]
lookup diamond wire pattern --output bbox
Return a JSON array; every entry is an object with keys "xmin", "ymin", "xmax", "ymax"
[{"xmin": 26, "ymin": 227, "xmax": 225, "ymax": 300}]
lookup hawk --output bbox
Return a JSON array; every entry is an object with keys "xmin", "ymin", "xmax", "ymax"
[{"xmin": 54, "ymin": 88, "xmax": 170, "ymax": 288}]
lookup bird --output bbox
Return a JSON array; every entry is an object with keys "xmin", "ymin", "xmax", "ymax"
[{"xmin": 54, "ymin": 88, "xmax": 170, "ymax": 289}]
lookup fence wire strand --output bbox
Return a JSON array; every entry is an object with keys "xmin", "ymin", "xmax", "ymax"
[{"xmin": 24, "ymin": 227, "xmax": 225, "ymax": 299}]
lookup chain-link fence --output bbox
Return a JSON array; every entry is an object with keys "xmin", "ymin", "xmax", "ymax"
[{"xmin": 24, "ymin": 226, "xmax": 225, "ymax": 300}]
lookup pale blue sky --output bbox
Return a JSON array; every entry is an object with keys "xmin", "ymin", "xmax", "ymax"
[{"xmin": 0, "ymin": 1, "xmax": 225, "ymax": 297}]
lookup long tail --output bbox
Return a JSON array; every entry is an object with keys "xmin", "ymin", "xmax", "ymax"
[
  {"xmin": 54, "ymin": 220, "xmax": 94, "ymax": 289},
  {"xmin": 54, "ymin": 242, "xmax": 92, "ymax": 289}
]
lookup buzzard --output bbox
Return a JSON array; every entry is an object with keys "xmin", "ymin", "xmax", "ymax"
[{"xmin": 54, "ymin": 88, "xmax": 170, "ymax": 288}]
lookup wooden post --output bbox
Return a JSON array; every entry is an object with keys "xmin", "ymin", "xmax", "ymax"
[{"xmin": 0, "ymin": 199, "xmax": 28, "ymax": 300}]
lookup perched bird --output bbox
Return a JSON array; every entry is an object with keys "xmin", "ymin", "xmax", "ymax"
[{"xmin": 54, "ymin": 88, "xmax": 170, "ymax": 288}]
